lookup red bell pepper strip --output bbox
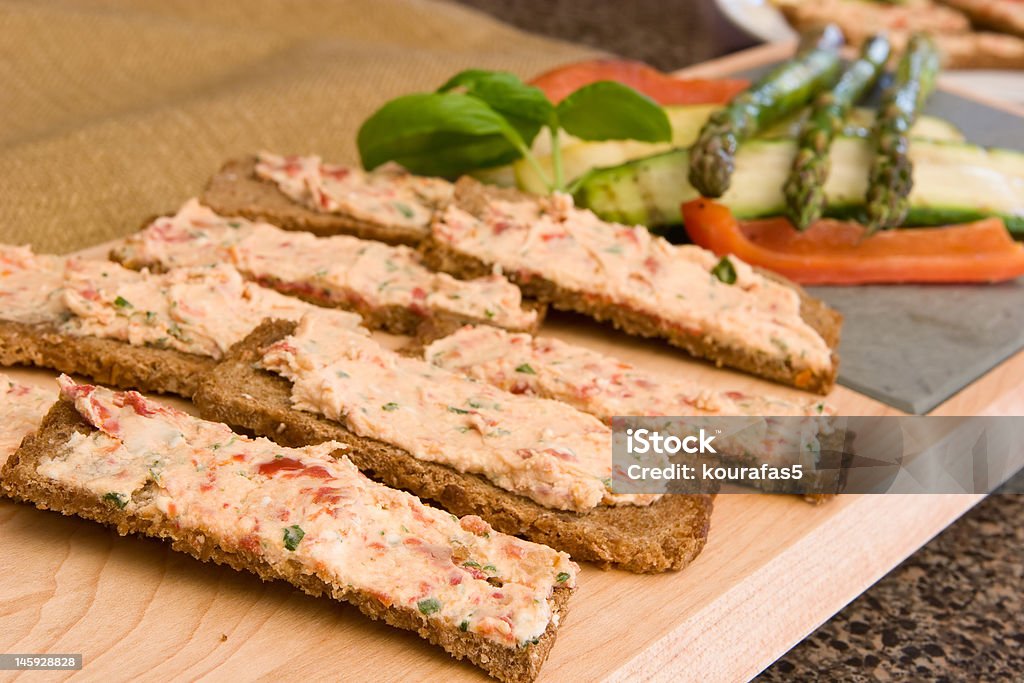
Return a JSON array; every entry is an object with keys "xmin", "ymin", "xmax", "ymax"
[
  {"xmin": 681, "ymin": 199, "xmax": 1024, "ymax": 285},
  {"xmin": 530, "ymin": 59, "xmax": 749, "ymax": 105}
]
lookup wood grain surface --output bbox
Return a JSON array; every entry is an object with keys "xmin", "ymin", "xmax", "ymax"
[{"xmin": 2, "ymin": 43, "xmax": 1019, "ymax": 683}]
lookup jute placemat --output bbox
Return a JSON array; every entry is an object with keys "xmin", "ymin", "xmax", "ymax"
[{"xmin": 1, "ymin": 0, "xmax": 598, "ymax": 252}]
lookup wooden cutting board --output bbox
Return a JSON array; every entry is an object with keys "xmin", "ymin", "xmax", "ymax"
[{"xmin": 2, "ymin": 43, "xmax": 1020, "ymax": 683}]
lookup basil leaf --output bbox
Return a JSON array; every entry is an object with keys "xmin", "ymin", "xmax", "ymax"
[
  {"xmin": 438, "ymin": 69, "xmax": 554, "ymax": 148},
  {"xmin": 357, "ymin": 93, "xmax": 527, "ymax": 177},
  {"xmin": 556, "ymin": 81, "xmax": 671, "ymax": 143}
]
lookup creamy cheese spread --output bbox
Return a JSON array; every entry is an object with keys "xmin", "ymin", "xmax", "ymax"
[
  {"xmin": 38, "ymin": 377, "xmax": 576, "ymax": 647},
  {"xmin": 425, "ymin": 326, "xmax": 834, "ymax": 470},
  {"xmin": 0, "ymin": 374, "xmax": 53, "ymax": 466},
  {"xmin": 260, "ymin": 312, "xmax": 660, "ymax": 512},
  {"xmin": 0, "ymin": 245, "xmax": 67, "ymax": 324},
  {"xmin": 0, "ymin": 244, "xmax": 363, "ymax": 359},
  {"xmin": 118, "ymin": 200, "xmax": 536, "ymax": 331},
  {"xmin": 425, "ymin": 326, "xmax": 832, "ymax": 419},
  {"xmin": 432, "ymin": 192, "xmax": 833, "ymax": 375},
  {"xmin": 255, "ymin": 152, "xmax": 452, "ymax": 232}
]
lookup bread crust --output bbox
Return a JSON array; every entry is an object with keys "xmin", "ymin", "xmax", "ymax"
[
  {"xmin": 0, "ymin": 320, "xmax": 214, "ymax": 396},
  {"xmin": 200, "ymin": 156, "xmax": 425, "ymax": 246},
  {"xmin": 1, "ymin": 398, "xmax": 572, "ymax": 683},
  {"xmin": 194, "ymin": 320, "xmax": 714, "ymax": 574},
  {"xmin": 422, "ymin": 179, "xmax": 841, "ymax": 395}
]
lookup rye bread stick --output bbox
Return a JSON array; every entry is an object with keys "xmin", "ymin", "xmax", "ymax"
[
  {"xmin": 2, "ymin": 377, "xmax": 577, "ymax": 683},
  {"xmin": 423, "ymin": 326, "xmax": 845, "ymax": 502},
  {"xmin": 0, "ymin": 245, "xmax": 363, "ymax": 396},
  {"xmin": 201, "ymin": 154, "xmax": 450, "ymax": 246},
  {"xmin": 194, "ymin": 317, "xmax": 714, "ymax": 573},
  {"xmin": 423, "ymin": 178, "xmax": 841, "ymax": 394},
  {"xmin": 112, "ymin": 199, "xmax": 543, "ymax": 337}
]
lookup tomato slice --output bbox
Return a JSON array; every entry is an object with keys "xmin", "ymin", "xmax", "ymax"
[
  {"xmin": 530, "ymin": 59, "xmax": 749, "ymax": 105},
  {"xmin": 682, "ymin": 199, "xmax": 1024, "ymax": 285}
]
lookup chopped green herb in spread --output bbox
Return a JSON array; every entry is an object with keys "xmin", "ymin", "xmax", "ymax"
[
  {"xmin": 283, "ymin": 525, "xmax": 305, "ymax": 551},
  {"xmin": 462, "ymin": 560, "xmax": 481, "ymax": 568},
  {"xmin": 515, "ymin": 363, "xmax": 536, "ymax": 375},
  {"xmin": 556, "ymin": 572, "xmax": 570, "ymax": 583},
  {"xmin": 168, "ymin": 322, "xmax": 189, "ymax": 341},
  {"xmin": 459, "ymin": 620, "xmax": 469, "ymax": 632},
  {"xmin": 392, "ymin": 202, "xmax": 415, "ymax": 219},
  {"xmin": 711, "ymin": 256, "xmax": 737, "ymax": 285},
  {"xmin": 417, "ymin": 598, "xmax": 441, "ymax": 615},
  {"xmin": 382, "ymin": 402, "xmax": 400, "ymax": 411},
  {"xmin": 113, "ymin": 296, "xmax": 133, "ymax": 309},
  {"xmin": 447, "ymin": 405, "xmax": 470, "ymax": 414},
  {"xmin": 483, "ymin": 564, "xmax": 498, "ymax": 573},
  {"xmin": 103, "ymin": 492, "xmax": 128, "ymax": 509}
]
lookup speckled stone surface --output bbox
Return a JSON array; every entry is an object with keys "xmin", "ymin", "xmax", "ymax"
[
  {"xmin": 760, "ymin": 474, "xmax": 1024, "ymax": 681},
  {"xmin": 449, "ymin": 1, "xmax": 1024, "ymax": 678}
]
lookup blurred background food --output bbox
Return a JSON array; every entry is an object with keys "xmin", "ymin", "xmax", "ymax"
[{"xmin": 775, "ymin": 0, "xmax": 1024, "ymax": 69}]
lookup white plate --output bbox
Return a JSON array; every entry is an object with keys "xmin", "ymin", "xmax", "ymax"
[{"xmin": 715, "ymin": 0, "xmax": 796, "ymax": 43}]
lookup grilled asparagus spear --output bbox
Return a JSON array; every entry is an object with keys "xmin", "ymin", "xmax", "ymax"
[
  {"xmin": 784, "ymin": 35, "xmax": 891, "ymax": 229},
  {"xmin": 688, "ymin": 25, "xmax": 844, "ymax": 198},
  {"xmin": 864, "ymin": 33, "xmax": 941, "ymax": 232}
]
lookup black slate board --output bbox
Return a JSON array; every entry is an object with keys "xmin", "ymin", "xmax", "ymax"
[{"xmin": 808, "ymin": 283, "xmax": 1024, "ymax": 413}]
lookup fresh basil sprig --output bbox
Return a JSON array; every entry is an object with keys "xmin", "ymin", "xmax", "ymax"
[
  {"xmin": 356, "ymin": 93, "xmax": 528, "ymax": 178},
  {"xmin": 357, "ymin": 69, "xmax": 671, "ymax": 192},
  {"xmin": 437, "ymin": 70, "xmax": 553, "ymax": 148}
]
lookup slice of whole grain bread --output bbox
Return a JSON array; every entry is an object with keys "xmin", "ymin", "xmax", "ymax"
[
  {"xmin": 111, "ymin": 244, "xmax": 547, "ymax": 340},
  {"xmin": 194, "ymin": 320, "xmax": 714, "ymax": 574},
  {"xmin": 421, "ymin": 178, "xmax": 842, "ymax": 394},
  {"xmin": 201, "ymin": 156, "xmax": 425, "ymax": 246},
  {"xmin": 0, "ymin": 321, "xmax": 214, "ymax": 397},
  {"xmin": 1, "ymin": 398, "xmax": 571, "ymax": 683}
]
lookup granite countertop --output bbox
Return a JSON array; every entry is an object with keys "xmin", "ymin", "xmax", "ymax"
[{"xmin": 451, "ymin": 1, "xmax": 1023, "ymax": 677}]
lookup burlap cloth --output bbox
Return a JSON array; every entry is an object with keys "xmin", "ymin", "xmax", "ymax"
[{"xmin": 1, "ymin": 0, "xmax": 598, "ymax": 252}]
